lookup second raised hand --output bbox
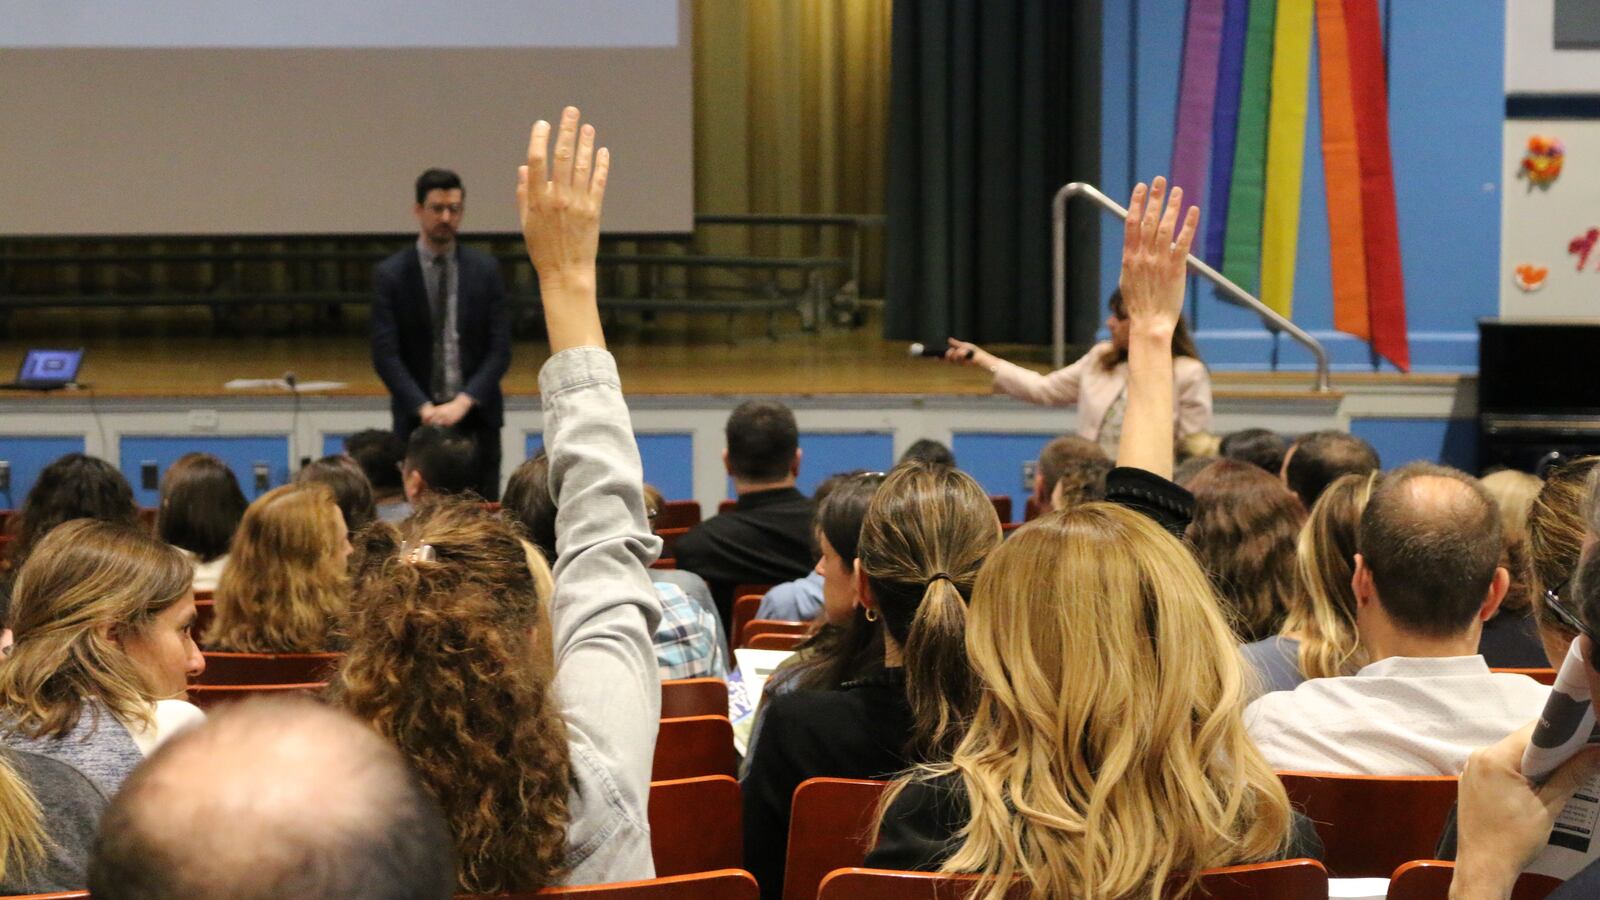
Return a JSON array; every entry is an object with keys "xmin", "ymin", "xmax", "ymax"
[{"xmin": 1119, "ymin": 176, "xmax": 1199, "ymax": 335}]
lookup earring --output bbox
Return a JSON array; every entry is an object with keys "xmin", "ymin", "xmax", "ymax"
[{"xmin": 864, "ymin": 608, "xmax": 879, "ymax": 623}]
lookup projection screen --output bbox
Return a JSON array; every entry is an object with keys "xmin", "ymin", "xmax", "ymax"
[{"xmin": 0, "ymin": 0, "xmax": 693, "ymax": 236}]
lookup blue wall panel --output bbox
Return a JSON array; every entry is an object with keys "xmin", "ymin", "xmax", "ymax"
[
  {"xmin": 792, "ymin": 432, "xmax": 895, "ymax": 497},
  {"xmin": 1101, "ymin": 0, "xmax": 1503, "ymax": 373},
  {"xmin": 119, "ymin": 435, "xmax": 290, "ymax": 507},
  {"xmin": 1349, "ymin": 417, "xmax": 1478, "ymax": 472},
  {"xmin": 524, "ymin": 431, "xmax": 696, "ymax": 500},
  {"xmin": 950, "ymin": 432, "xmax": 1055, "ymax": 522},
  {"xmin": 0, "ymin": 435, "xmax": 87, "ymax": 509},
  {"xmin": 322, "ymin": 433, "xmax": 347, "ymax": 459}
]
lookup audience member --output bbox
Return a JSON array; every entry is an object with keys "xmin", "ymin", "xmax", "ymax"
[
  {"xmin": 0, "ymin": 520, "xmax": 205, "ymax": 793},
  {"xmin": 1177, "ymin": 430, "xmax": 1221, "ymax": 461},
  {"xmin": 756, "ymin": 471, "xmax": 862, "ymax": 623},
  {"xmin": 1184, "ymin": 459, "xmax": 1306, "ymax": 642},
  {"xmin": 296, "ymin": 455, "xmax": 378, "ymax": 536},
  {"xmin": 1281, "ymin": 429, "xmax": 1380, "ymax": 509},
  {"xmin": 898, "ymin": 438, "xmax": 955, "ymax": 469},
  {"xmin": 1478, "ymin": 469, "xmax": 1547, "ymax": 667},
  {"xmin": 0, "ymin": 748, "xmax": 108, "ymax": 894},
  {"xmin": 345, "ymin": 429, "xmax": 412, "ymax": 523},
  {"xmin": 1241, "ymin": 472, "xmax": 1375, "ymax": 694},
  {"xmin": 945, "ymin": 287, "xmax": 1213, "ymax": 455},
  {"xmin": 742, "ymin": 472, "xmax": 889, "ymax": 774},
  {"xmin": 1245, "ymin": 463, "xmax": 1550, "ymax": 775},
  {"xmin": 638, "ymin": 482, "xmax": 722, "ymax": 641},
  {"xmin": 1524, "ymin": 457, "xmax": 1599, "ymax": 667},
  {"xmin": 1033, "ymin": 435, "xmax": 1106, "ymax": 515},
  {"xmin": 1220, "ymin": 427, "xmax": 1288, "ymax": 476},
  {"xmin": 503, "ymin": 454, "xmax": 724, "ymax": 680},
  {"xmin": 205, "ymin": 483, "xmax": 352, "ymax": 653},
  {"xmin": 156, "ymin": 453, "xmax": 246, "ymax": 593},
  {"xmin": 1173, "ymin": 454, "xmax": 1218, "ymax": 486},
  {"xmin": 5, "ymin": 453, "xmax": 138, "ymax": 574},
  {"xmin": 869, "ymin": 177, "xmax": 1317, "ymax": 898},
  {"xmin": 89, "ymin": 698, "xmax": 455, "ymax": 900},
  {"xmin": 334, "ymin": 107, "xmax": 662, "ymax": 891},
  {"xmin": 742, "ymin": 461, "xmax": 1000, "ymax": 900},
  {"xmin": 675, "ymin": 400, "xmax": 816, "ymax": 621},
  {"xmin": 402, "ymin": 425, "xmax": 480, "ymax": 503},
  {"xmin": 1048, "ymin": 454, "xmax": 1112, "ymax": 512}
]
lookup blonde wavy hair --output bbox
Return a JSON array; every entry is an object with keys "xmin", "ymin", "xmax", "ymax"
[
  {"xmin": 889, "ymin": 504, "xmax": 1292, "ymax": 900},
  {"xmin": 0, "ymin": 754, "xmax": 44, "ymax": 884},
  {"xmin": 329, "ymin": 498, "xmax": 570, "ymax": 895},
  {"xmin": 1283, "ymin": 472, "xmax": 1377, "ymax": 680},
  {"xmin": 0, "ymin": 519, "xmax": 193, "ymax": 737},
  {"xmin": 206, "ymin": 483, "xmax": 349, "ymax": 652}
]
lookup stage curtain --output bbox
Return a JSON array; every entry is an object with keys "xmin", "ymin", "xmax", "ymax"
[
  {"xmin": 691, "ymin": 0, "xmax": 891, "ymax": 299},
  {"xmin": 883, "ymin": 0, "xmax": 1099, "ymax": 347}
]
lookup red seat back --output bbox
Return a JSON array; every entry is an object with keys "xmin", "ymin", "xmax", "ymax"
[
  {"xmin": 728, "ymin": 593, "xmax": 764, "ymax": 654},
  {"xmin": 648, "ymin": 776, "xmax": 742, "ymax": 877},
  {"xmin": 1277, "ymin": 772, "xmax": 1459, "ymax": 878},
  {"xmin": 1386, "ymin": 860, "xmax": 1563, "ymax": 900},
  {"xmin": 518, "ymin": 869, "xmax": 758, "ymax": 898},
  {"xmin": 660, "ymin": 678, "xmax": 728, "ymax": 719},
  {"xmin": 746, "ymin": 632, "xmax": 806, "ymax": 651},
  {"xmin": 738, "ymin": 618, "xmax": 810, "ymax": 648},
  {"xmin": 656, "ymin": 526, "xmax": 690, "ymax": 559},
  {"xmin": 782, "ymin": 777, "xmax": 888, "ymax": 900},
  {"xmin": 816, "ymin": 859, "xmax": 1330, "ymax": 900},
  {"xmin": 988, "ymin": 495, "xmax": 1012, "ymax": 523},
  {"xmin": 198, "ymin": 651, "xmax": 342, "ymax": 686},
  {"xmin": 654, "ymin": 500, "xmax": 702, "ymax": 531},
  {"xmin": 1491, "ymin": 667, "xmax": 1557, "ymax": 685},
  {"xmin": 187, "ymin": 682, "xmax": 326, "ymax": 711},
  {"xmin": 652, "ymin": 715, "xmax": 736, "ymax": 781}
]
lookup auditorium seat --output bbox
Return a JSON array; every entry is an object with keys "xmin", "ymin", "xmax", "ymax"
[
  {"xmin": 661, "ymin": 678, "xmax": 729, "ymax": 719},
  {"xmin": 1386, "ymin": 860, "xmax": 1563, "ymax": 900},
  {"xmin": 187, "ymin": 682, "xmax": 327, "ymax": 711},
  {"xmin": 656, "ymin": 526, "xmax": 690, "ymax": 559},
  {"xmin": 1023, "ymin": 496, "xmax": 1042, "ymax": 521},
  {"xmin": 648, "ymin": 776, "xmax": 742, "ymax": 876},
  {"xmin": 197, "ymin": 651, "xmax": 342, "ymax": 686},
  {"xmin": 987, "ymin": 495, "xmax": 1012, "ymax": 523},
  {"xmin": 650, "ymin": 558, "xmax": 678, "ymax": 570},
  {"xmin": 738, "ymin": 618, "xmax": 810, "ymax": 648},
  {"xmin": 1277, "ymin": 772, "xmax": 1459, "ymax": 878},
  {"xmin": 514, "ymin": 869, "xmax": 758, "ymax": 899},
  {"xmin": 729, "ymin": 591, "xmax": 773, "ymax": 654},
  {"xmin": 718, "ymin": 499, "xmax": 737, "ymax": 515},
  {"xmin": 1491, "ymin": 667, "xmax": 1557, "ymax": 685},
  {"xmin": 654, "ymin": 499, "xmax": 702, "ymax": 531},
  {"xmin": 652, "ymin": 715, "xmax": 737, "ymax": 781},
  {"xmin": 815, "ymin": 859, "xmax": 1330, "ymax": 900},
  {"xmin": 746, "ymin": 632, "xmax": 806, "ymax": 651},
  {"xmin": 0, "ymin": 893, "xmax": 90, "ymax": 900},
  {"xmin": 782, "ymin": 777, "xmax": 888, "ymax": 900}
]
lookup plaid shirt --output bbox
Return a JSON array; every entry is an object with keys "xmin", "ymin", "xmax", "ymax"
[{"xmin": 653, "ymin": 582, "xmax": 727, "ymax": 681}]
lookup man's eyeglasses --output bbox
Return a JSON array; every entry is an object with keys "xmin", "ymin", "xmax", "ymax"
[{"xmin": 1543, "ymin": 576, "xmax": 1597, "ymax": 643}]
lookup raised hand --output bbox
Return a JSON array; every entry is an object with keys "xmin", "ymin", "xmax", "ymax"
[
  {"xmin": 518, "ymin": 106, "xmax": 609, "ymax": 352},
  {"xmin": 1118, "ymin": 176, "xmax": 1199, "ymax": 340}
]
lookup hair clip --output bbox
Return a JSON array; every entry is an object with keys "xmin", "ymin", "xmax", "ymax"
[
  {"xmin": 399, "ymin": 540, "xmax": 437, "ymax": 564},
  {"xmin": 925, "ymin": 572, "xmax": 955, "ymax": 588}
]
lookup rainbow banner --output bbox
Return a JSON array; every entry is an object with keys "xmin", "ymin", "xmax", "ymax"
[{"xmin": 1176, "ymin": 0, "xmax": 1409, "ymax": 370}]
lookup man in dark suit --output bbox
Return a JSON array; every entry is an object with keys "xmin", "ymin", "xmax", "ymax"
[{"xmin": 371, "ymin": 168, "xmax": 512, "ymax": 499}]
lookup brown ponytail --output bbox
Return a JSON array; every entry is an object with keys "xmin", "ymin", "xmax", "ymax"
[{"xmin": 859, "ymin": 462, "xmax": 1000, "ymax": 760}]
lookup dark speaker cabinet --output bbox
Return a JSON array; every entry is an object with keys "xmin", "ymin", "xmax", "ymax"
[{"xmin": 1478, "ymin": 318, "xmax": 1600, "ymax": 472}]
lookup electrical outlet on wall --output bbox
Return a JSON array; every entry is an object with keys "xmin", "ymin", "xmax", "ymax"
[
  {"xmin": 1021, "ymin": 460, "xmax": 1037, "ymax": 492},
  {"xmin": 140, "ymin": 461, "xmax": 159, "ymax": 491},
  {"xmin": 252, "ymin": 462, "xmax": 270, "ymax": 492}
]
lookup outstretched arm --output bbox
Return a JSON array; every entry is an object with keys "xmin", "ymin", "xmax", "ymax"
[{"xmin": 1115, "ymin": 177, "xmax": 1198, "ymax": 481}]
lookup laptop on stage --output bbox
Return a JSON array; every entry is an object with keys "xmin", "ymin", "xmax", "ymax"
[{"xmin": 0, "ymin": 348, "xmax": 85, "ymax": 391}]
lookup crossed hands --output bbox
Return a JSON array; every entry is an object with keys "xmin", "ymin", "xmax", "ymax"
[
  {"xmin": 419, "ymin": 394, "xmax": 473, "ymax": 427},
  {"xmin": 1119, "ymin": 176, "xmax": 1198, "ymax": 340}
]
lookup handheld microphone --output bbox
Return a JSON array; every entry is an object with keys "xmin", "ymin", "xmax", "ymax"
[{"xmin": 908, "ymin": 342, "xmax": 973, "ymax": 360}]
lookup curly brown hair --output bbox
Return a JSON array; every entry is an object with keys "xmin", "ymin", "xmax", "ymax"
[
  {"xmin": 327, "ymin": 497, "xmax": 571, "ymax": 894},
  {"xmin": 1184, "ymin": 459, "xmax": 1308, "ymax": 642}
]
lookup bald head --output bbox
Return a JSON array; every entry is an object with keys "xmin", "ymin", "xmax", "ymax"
[
  {"xmin": 90, "ymin": 698, "xmax": 454, "ymax": 900},
  {"xmin": 1358, "ymin": 463, "xmax": 1502, "ymax": 637}
]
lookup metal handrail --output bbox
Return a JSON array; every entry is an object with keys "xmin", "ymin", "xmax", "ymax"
[{"xmin": 1052, "ymin": 181, "xmax": 1332, "ymax": 393}]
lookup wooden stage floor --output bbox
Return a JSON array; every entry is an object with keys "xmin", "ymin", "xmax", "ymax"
[{"xmin": 0, "ymin": 307, "xmax": 1445, "ymax": 399}]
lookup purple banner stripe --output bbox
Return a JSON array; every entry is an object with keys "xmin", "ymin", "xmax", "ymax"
[{"xmin": 1170, "ymin": 0, "xmax": 1228, "ymax": 257}]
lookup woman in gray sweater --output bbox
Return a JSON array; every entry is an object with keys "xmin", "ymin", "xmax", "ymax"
[{"xmin": 332, "ymin": 107, "xmax": 663, "ymax": 893}]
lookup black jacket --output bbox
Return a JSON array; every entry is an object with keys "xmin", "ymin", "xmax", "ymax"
[
  {"xmin": 371, "ymin": 244, "xmax": 512, "ymax": 429},
  {"xmin": 675, "ymin": 486, "xmax": 816, "ymax": 621}
]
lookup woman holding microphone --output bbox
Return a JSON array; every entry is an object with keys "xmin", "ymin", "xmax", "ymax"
[{"xmin": 944, "ymin": 290, "xmax": 1212, "ymax": 454}]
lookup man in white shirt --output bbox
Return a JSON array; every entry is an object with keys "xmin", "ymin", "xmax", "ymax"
[{"xmin": 1246, "ymin": 463, "xmax": 1549, "ymax": 775}]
